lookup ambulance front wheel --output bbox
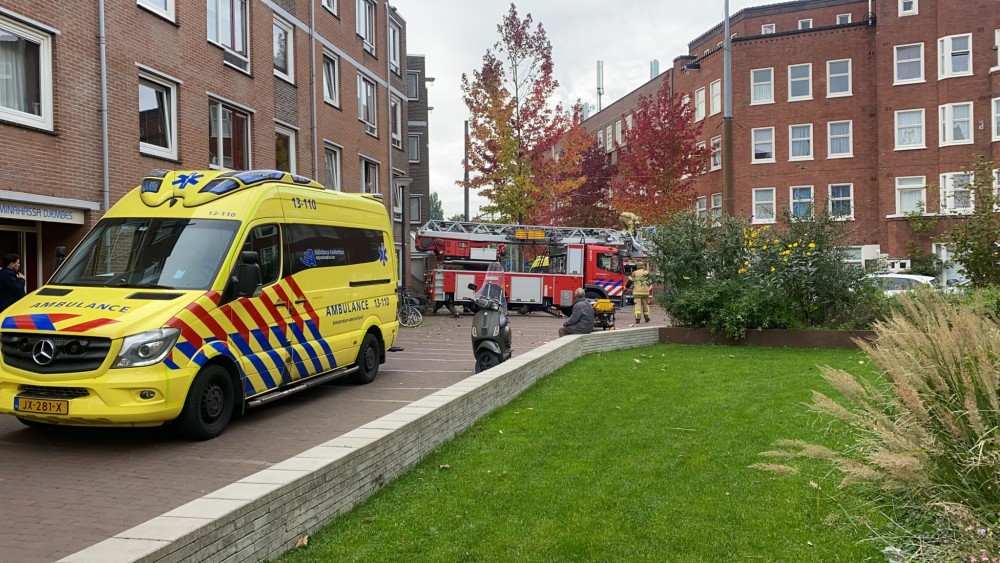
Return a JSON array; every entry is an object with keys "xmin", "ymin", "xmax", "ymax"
[{"xmin": 175, "ymin": 365, "xmax": 235, "ymax": 440}]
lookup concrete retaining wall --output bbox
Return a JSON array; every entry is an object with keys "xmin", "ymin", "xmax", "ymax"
[{"xmin": 61, "ymin": 328, "xmax": 661, "ymax": 563}]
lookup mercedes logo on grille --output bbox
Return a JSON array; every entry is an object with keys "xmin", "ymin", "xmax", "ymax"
[{"xmin": 32, "ymin": 339, "xmax": 56, "ymax": 366}]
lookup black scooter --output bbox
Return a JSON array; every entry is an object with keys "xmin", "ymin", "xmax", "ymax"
[{"xmin": 469, "ymin": 262, "xmax": 512, "ymax": 373}]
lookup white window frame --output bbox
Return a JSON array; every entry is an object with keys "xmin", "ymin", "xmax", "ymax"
[
  {"xmin": 939, "ymin": 102, "xmax": 974, "ymax": 146},
  {"xmin": 0, "ymin": 15, "xmax": 54, "ymax": 131},
  {"xmin": 753, "ymin": 188, "xmax": 776, "ymax": 224},
  {"xmin": 406, "ymin": 71, "xmax": 419, "ymax": 100},
  {"xmin": 790, "ymin": 185, "xmax": 814, "ymax": 219},
  {"xmin": 597, "ymin": 130, "xmax": 604, "ymax": 149},
  {"xmin": 894, "ymin": 43, "xmax": 924, "ymax": 84},
  {"xmin": 615, "ymin": 120, "xmax": 623, "ymax": 146},
  {"xmin": 938, "ymin": 33, "xmax": 973, "ymax": 79},
  {"xmin": 826, "ymin": 59, "xmax": 852, "ymax": 97},
  {"xmin": 694, "ymin": 87, "xmax": 706, "ymax": 121},
  {"xmin": 275, "ymin": 124, "xmax": 296, "ymax": 174},
  {"xmin": 138, "ymin": 0, "xmax": 175, "ymax": 21},
  {"xmin": 899, "ymin": 0, "xmax": 917, "ymax": 15},
  {"xmin": 827, "ymin": 120, "xmax": 853, "ymax": 159},
  {"xmin": 273, "ymin": 17, "xmax": 294, "ymax": 83},
  {"xmin": 711, "ymin": 193, "xmax": 723, "ymax": 226},
  {"xmin": 696, "ymin": 196, "xmax": 707, "ymax": 222},
  {"xmin": 994, "ymin": 30, "xmax": 1000, "ymax": 70},
  {"xmin": 709, "ymin": 80, "xmax": 721, "ymax": 115},
  {"xmin": 829, "ymin": 183, "xmax": 854, "ymax": 220},
  {"xmin": 389, "ymin": 22, "xmax": 401, "ymax": 75},
  {"xmin": 894, "ymin": 108, "xmax": 925, "ymax": 150},
  {"xmin": 751, "ymin": 68, "xmax": 774, "ymax": 105},
  {"xmin": 360, "ymin": 157, "xmax": 379, "ymax": 194},
  {"xmin": 358, "ymin": 74, "xmax": 377, "ymax": 136},
  {"xmin": 940, "ymin": 172, "xmax": 973, "ymax": 214},
  {"xmin": 761, "ymin": 23, "xmax": 775, "ymax": 34},
  {"xmin": 390, "ymin": 96, "xmax": 402, "ymax": 149},
  {"xmin": 836, "ymin": 13, "xmax": 851, "ymax": 24},
  {"xmin": 993, "ymin": 97, "xmax": 1000, "ymax": 142},
  {"xmin": 789, "ymin": 123, "xmax": 813, "ymax": 161},
  {"xmin": 322, "ymin": 0, "xmax": 338, "ymax": 16},
  {"xmin": 696, "ymin": 141, "xmax": 707, "ymax": 173},
  {"xmin": 207, "ymin": 0, "xmax": 249, "ymax": 70},
  {"xmin": 322, "ymin": 53, "xmax": 340, "ymax": 107},
  {"xmin": 710, "ymin": 136, "xmax": 722, "ymax": 171},
  {"xmin": 138, "ymin": 72, "xmax": 178, "ymax": 160},
  {"xmin": 788, "ymin": 63, "xmax": 812, "ymax": 102},
  {"xmin": 798, "ymin": 19, "xmax": 813, "ymax": 30},
  {"xmin": 606, "ymin": 125, "xmax": 613, "ymax": 152},
  {"xmin": 409, "ymin": 194, "xmax": 422, "ymax": 225},
  {"xmin": 752, "ymin": 127, "xmax": 775, "ymax": 163},
  {"xmin": 209, "ymin": 99, "xmax": 252, "ymax": 170},
  {"xmin": 323, "ymin": 143, "xmax": 342, "ymax": 191},
  {"xmin": 356, "ymin": 0, "xmax": 376, "ymax": 55},
  {"xmin": 408, "ymin": 134, "xmax": 420, "ymax": 163},
  {"xmin": 895, "ymin": 176, "xmax": 926, "ymax": 215}
]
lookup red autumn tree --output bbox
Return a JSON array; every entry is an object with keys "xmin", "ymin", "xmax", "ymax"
[
  {"xmin": 460, "ymin": 3, "xmax": 583, "ymax": 223},
  {"xmin": 612, "ymin": 79, "xmax": 708, "ymax": 224},
  {"xmin": 547, "ymin": 135, "xmax": 619, "ymax": 228},
  {"xmin": 528, "ymin": 107, "xmax": 591, "ymax": 224}
]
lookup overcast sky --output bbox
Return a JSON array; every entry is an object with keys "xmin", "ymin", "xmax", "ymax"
[{"xmin": 390, "ymin": 0, "xmax": 786, "ymax": 220}]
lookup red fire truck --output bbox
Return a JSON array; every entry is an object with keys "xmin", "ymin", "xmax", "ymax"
[{"xmin": 415, "ymin": 220, "xmax": 646, "ymax": 315}]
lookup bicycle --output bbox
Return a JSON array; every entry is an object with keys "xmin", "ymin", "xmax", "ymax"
[{"xmin": 397, "ymin": 288, "xmax": 423, "ymax": 328}]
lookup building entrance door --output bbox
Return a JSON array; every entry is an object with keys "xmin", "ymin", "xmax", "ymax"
[{"xmin": 0, "ymin": 228, "xmax": 40, "ymax": 293}]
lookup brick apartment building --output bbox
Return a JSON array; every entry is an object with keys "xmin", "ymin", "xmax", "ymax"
[
  {"xmin": 584, "ymin": 0, "xmax": 1000, "ymax": 280},
  {"xmin": 0, "ymin": 0, "xmax": 421, "ymax": 291}
]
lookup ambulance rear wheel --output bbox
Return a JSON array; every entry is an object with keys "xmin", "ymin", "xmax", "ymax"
[
  {"xmin": 175, "ymin": 365, "xmax": 235, "ymax": 440},
  {"xmin": 351, "ymin": 333, "xmax": 380, "ymax": 384}
]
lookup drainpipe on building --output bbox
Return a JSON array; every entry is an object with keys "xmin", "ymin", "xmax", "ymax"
[
  {"xmin": 722, "ymin": 0, "xmax": 735, "ymax": 217},
  {"xmin": 385, "ymin": 2, "xmax": 399, "ymax": 284},
  {"xmin": 98, "ymin": 0, "xmax": 111, "ymax": 212},
  {"xmin": 309, "ymin": 0, "xmax": 318, "ymax": 179}
]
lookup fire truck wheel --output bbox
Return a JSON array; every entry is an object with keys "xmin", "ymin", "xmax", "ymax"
[
  {"xmin": 351, "ymin": 333, "xmax": 381, "ymax": 384},
  {"xmin": 175, "ymin": 365, "xmax": 235, "ymax": 440},
  {"xmin": 585, "ymin": 289, "xmax": 603, "ymax": 301}
]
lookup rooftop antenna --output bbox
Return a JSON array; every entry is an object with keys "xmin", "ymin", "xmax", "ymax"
[
  {"xmin": 596, "ymin": 60, "xmax": 605, "ymax": 111},
  {"xmin": 650, "ymin": 59, "xmax": 660, "ymax": 80}
]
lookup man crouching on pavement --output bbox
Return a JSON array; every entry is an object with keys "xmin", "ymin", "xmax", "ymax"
[{"xmin": 558, "ymin": 288, "xmax": 595, "ymax": 337}]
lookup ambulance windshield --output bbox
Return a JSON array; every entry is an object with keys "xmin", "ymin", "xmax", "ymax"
[{"xmin": 50, "ymin": 218, "xmax": 240, "ymax": 290}]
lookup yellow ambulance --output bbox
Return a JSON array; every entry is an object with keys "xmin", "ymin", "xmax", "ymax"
[{"xmin": 0, "ymin": 169, "xmax": 399, "ymax": 439}]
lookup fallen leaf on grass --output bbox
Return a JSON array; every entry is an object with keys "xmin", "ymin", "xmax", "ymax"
[
  {"xmin": 294, "ymin": 535, "xmax": 310, "ymax": 548},
  {"xmin": 363, "ymin": 517, "xmax": 375, "ymax": 524},
  {"xmin": 633, "ymin": 359, "xmax": 641, "ymax": 363},
  {"xmin": 438, "ymin": 464, "xmax": 451, "ymax": 470}
]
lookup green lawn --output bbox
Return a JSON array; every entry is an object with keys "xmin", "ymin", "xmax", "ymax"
[{"xmin": 279, "ymin": 344, "xmax": 885, "ymax": 562}]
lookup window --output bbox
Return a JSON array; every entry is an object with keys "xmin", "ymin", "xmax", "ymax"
[
  {"xmin": 275, "ymin": 125, "xmax": 295, "ymax": 173},
  {"xmin": 751, "ymin": 68, "xmax": 774, "ymax": 104},
  {"xmin": 696, "ymin": 196, "xmax": 707, "ymax": 222},
  {"xmin": 389, "ymin": 97, "xmax": 402, "ymax": 149},
  {"xmin": 790, "ymin": 186, "xmax": 814, "ymax": 219},
  {"xmin": 0, "ymin": 15, "xmax": 53, "ymax": 130},
  {"xmin": 827, "ymin": 120, "xmax": 853, "ymax": 158},
  {"xmin": 761, "ymin": 23, "xmax": 775, "ymax": 34},
  {"xmin": 356, "ymin": 0, "xmax": 376, "ymax": 54},
  {"xmin": 360, "ymin": 158, "xmax": 379, "ymax": 194},
  {"xmin": 827, "ymin": 59, "xmax": 852, "ymax": 97},
  {"xmin": 752, "ymin": 127, "xmax": 775, "ymax": 163},
  {"xmin": 323, "ymin": 145, "xmax": 341, "ymax": 191},
  {"xmin": 753, "ymin": 188, "xmax": 776, "ymax": 224},
  {"xmin": 995, "ymin": 30, "xmax": 1000, "ymax": 68},
  {"xmin": 207, "ymin": 0, "xmax": 249, "ymax": 70},
  {"xmin": 138, "ymin": 0, "xmax": 175, "ymax": 21},
  {"xmin": 209, "ymin": 100, "xmax": 251, "ymax": 170},
  {"xmin": 389, "ymin": 22, "xmax": 401, "ymax": 75},
  {"xmin": 836, "ymin": 13, "xmax": 851, "ymax": 24},
  {"xmin": 606, "ymin": 125, "xmax": 613, "ymax": 152},
  {"xmin": 894, "ymin": 44, "xmax": 924, "ymax": 84},
  {"xmin": 597, "ymin": 130, "xmax": 604, "ymax": 149},
  {"xmin": 322, "ymin": 54, "xmax": 340, "ymax": 106},
  {"xmin": 789, "ymin": 124, "xmax": 813, "ymax": 160},
  {"xmin": 941, "ymin": 172, "xmax": 973, "ymax": 213},
  {"xmin": 615, "ymin": 120, "xmax": 623, "ymax": 146},
  {"xmin": 993, "ymin": 97, "xmax": 1000, "ymax": 141},
  {"xmin": 895, "ymin": 109, "xmax": 925, "ymax": 149},
  {"xmin": 696, "ymin": 141, "xmax": 707, "ymax": 172},
  {"xmin": 409, "ymin": 195, "xmax": 422, "ymax": 224},
  {"xmin": 408, "ymin": 134, "xmax": 420, "ymax": 163},
  {"xmin": 406, "ymin": 71, "xmax": 419, "ymax": 100},
  {"xmin": 899, "ymin": 0, "xmax": 917, "ymax": 16},
  {"xmin": 273, "ymin": 17, "xmax": 294, "ymax": 83},
  {"xmin": 711, "ymin": 193, "xmax": 722, "ymax": 225},
  {"xmin": 694, "ymin": 87, "xmax": 706, "ymax": 121},
  {"xmin": 625, "ymin": 113, "xmax": 633, "ymax": 131},
  {"xmin": 798, "ymin": 19, "xmax": 813, "ymax": 30},
  {"xmin": 896, "ymin": 176, "xmax": 926, "ymax": 214},
  {"xmin": 939, "ymin": 102, "xmax": 973, "ymax": 146},
  {"xmin": 358, "ymin": 74, "xmax": 377, "ymax": 136},
  {"xmin": 710, "ymin": 80, "xmax": 721, "ymax": 115},
  {"xmin": 138, "ymin": 73, "xmax": 178, "ymax": 160},
  {"xmin": 938, "ymin": 34, "xmax": 972, "ymax": 79},
  {"xmin": 829, "ymin": 184, "xmax": 853, "ymax": 219},
  {"xmin": 710, "ymin": 136, "xmax": 721, "ymax": 170},
  {"xmin": 322, "ymin": 0, "xmax": 338, "ymax": 16},
  {"xmin": 285, "ymin": 224, "xmax": 385, "ymax": 275},
  {"xmin": 241, "ymin": 224, "xmax": 282, "ymax": 287},
  {"xmin": 788, "ymin": 64, "xmax": 812, "ymax": 101}
]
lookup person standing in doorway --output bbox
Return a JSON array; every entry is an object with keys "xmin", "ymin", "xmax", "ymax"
[
  {"xmin": 630, "ymin": 262, "xmax": 651, "ymax": 323},
  {"xmin": 0, "ymin": 253, "xmax": 26, "ymax": 312}
]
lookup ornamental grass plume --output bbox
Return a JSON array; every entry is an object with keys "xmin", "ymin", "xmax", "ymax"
[{"xmin": 756, "ymin": 288, "xmax": 1000, "ymax": 560}]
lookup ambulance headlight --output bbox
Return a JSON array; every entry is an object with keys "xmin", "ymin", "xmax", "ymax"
[{"xmin": 113, "ymin": 328, "xmax": 181, "ymax": 368}]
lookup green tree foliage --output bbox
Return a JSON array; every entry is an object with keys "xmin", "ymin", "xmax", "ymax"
[
  {"xmin": 429, "ymin": 192, "xmax": 444, "ymax": 221},
  {"xmin": 460, "ymin": 4, "xmax": 581, "ymax": 223},
  {"xmin": 447, "ymin": 213, "xmax": 467, "ymax": 222},
  {"xmin": 944, "ymin": 156, "xmax": 1000, "ymax": 287}
]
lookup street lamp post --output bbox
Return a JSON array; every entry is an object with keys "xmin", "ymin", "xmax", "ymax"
[{"xmin": 396, "ymin": 176, "xmax": 414, "ymax": 294}]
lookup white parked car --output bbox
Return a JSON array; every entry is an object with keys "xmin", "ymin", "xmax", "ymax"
[{"xmin": 867, "ymin": 273, "xmax": 939, "ymax": 296}]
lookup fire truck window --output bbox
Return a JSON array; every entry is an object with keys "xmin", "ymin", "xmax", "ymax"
[
  {"xmin": 597, "ymin": 253, "xmax": 620, "ymax": 272},
  {"xmin": 241, "ymin": 224, "xmax": 281, "ymax": 286}
]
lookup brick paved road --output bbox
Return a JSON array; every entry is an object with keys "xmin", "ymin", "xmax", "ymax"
[{"xmin": 0, "ymin": 306, "xmax": 666, "ymax": 563}]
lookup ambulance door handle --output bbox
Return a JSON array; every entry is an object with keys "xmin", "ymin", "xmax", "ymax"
[
  {"xmin": 273, "ymin": 299, "xmax": 288, "ymax": 308},
  {"xmin": 294, "ymin": 298, "xmax": 307, "ymax": 305}
]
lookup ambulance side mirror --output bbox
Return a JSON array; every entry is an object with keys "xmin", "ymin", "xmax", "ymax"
[
  {"xmin": 235, "ymin": 251, "xmax": 263, "ymax": 298},
  {"xmin": 53, "ymin": 246, "xmax": 67, "ymax": 271}
]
